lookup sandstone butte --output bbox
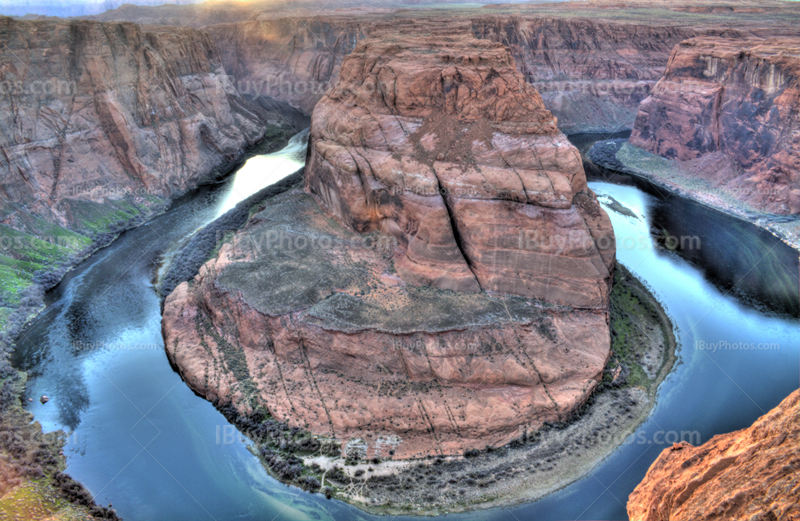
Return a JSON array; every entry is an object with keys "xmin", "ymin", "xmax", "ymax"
[
  {"xmin": 163, "ymin": 20, "xmax": 616, "ymax": 460},
  {"xmin": 628, "ymin": 389, "xmax": 800, "ymax": 521},
  {"xmin": 629, "ymin": 36, "xmax": 800, "ymax": 215},
  {"xmin": 0, "ymin": 16, "xmax": 272, "ymax": 234}
]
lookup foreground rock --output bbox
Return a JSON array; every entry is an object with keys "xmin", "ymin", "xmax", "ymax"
[
  {"xmin": 628, "ymin": 389, "xmax": 800, "ymax": 521},
  {"xmin": 629, "ymin": 37, "xmax": 800, "ymax": 216},
  {"xmin": 164, "ymin": 20, "xmax": 615, "ymax": 462}
]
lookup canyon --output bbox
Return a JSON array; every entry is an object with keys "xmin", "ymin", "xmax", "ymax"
[
  {"xmin": 628, "ymin": 389, "xmax": 800, "ymax": 521},
  {"xmin": 163, "ymin": 19, "xmax": 616, "ymax": 462},
  {"xmin": 92, "ymin": 1, "xmax": 800, "ymax": 133},
  {"xmin": 0, "ymin": 1, "xmax": 798, "ymax": 519},
  {"xmin": 204, "ymin": 14, "xmax": 700, "ymax": 131}
]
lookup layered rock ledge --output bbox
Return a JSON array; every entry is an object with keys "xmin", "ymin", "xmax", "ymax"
[
  {"xmin": 628, "ymin": 389, "xmax": 800, "ymax": 521},
  {"xmin": 306, "ymin": 20, "xmax": 616, "ymax": 308},
  {"xmin": 163, "ymin": 21, "xmax": 615, "ymax": 460}
]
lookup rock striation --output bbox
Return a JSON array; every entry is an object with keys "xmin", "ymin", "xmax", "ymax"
[
  {"xmin": 163, "ymin": 21, "xmax": 615, "ymax": 460},
  {"xmin": 205, "ymin": 13, "xmax": 704, "ymax": 131},
  {"xmin": 629, "ymin": 37, "xmax": 800, "ymax": 215},
  {"xmin": 0, "ymin": 17, "xmax": 272, "ymax": 229},
  {"xmin": 472, "ymin": 17, "xmax": 699, "ymax": 133},
  {"xmin": 206, "ymin": 17, "xmax": 370, "ymax": 115},
  {"xmin": 628, "ymin": 389, "xmax": 800, "ymax": 521},
  {"xmin": 306, "ymin": 20, "xmax": 616, "ymax": 308}
]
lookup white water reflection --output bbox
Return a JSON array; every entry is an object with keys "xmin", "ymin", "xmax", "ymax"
[{"xmin": 216, "ymin": 129, "xmax": 309, "ymax": 216}]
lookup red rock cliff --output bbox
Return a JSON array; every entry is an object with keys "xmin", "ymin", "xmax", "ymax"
[
  {"xmin": 629, "ymin": 37, "xmax": 800, "ymax": 214},
  {"xmin": 628, "ymin": 389, "xmax": 800, "ymax": 521},
  {"xmin": 306, "ymin": 20, "xmax": 615, "ymax": 308}
]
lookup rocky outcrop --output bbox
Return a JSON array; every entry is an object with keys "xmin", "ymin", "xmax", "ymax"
[
  {"xmin": 629, "ymin": 37, "xmax": 800, "ymax": 215},
  {"xmin": 163, "ymin": 21, "xmax": 615, "ymax": 460},
  {"xmin": 628, "ymin": 389, "xmax": 800, "ymax": 521},
  {"xmin": 306, "ymin": 20, "xmax": 615, "ymax": 308}
]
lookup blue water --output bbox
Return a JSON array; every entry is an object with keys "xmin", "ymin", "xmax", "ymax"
[{"xmin": 12, "ymin": 138, "xmax": 799, "ymax": 521}]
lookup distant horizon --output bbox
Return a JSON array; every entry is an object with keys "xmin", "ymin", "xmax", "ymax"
[
  {"xmin": 0, "ymin": 0, "xmax": 540, "ymax": 19},
  {"xmin": 0, "ymin": 0, "xmax": 204, "ymax": 18}
]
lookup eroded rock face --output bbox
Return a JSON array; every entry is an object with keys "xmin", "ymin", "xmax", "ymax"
[
  {"xmin": 628, "ymin": 389, "xmax": 800, "ymax": 521},
  {"xmin": 163, "ymin": 189, "xmax": 612, "ymax": 460},
  {"xmin": 206, "ymin": 18, "xmax": 370, "ymax": 114},
  {"xmin": 163, "ymin": 21, "xmax": 614, "ymax": 460},
  {"xmin": 0, "ymin": 17, "xmax": 270, "ymax": 230},
  {"xmin": 305, "ymin": 21, "xmax": 615, "ymax": 308},
  {"xmin": 629, "ymin": 37, "xmax": 800, "ymax": 214},
  {"xmin": 472, "ymin": 17, "xmax": 699, "ymax": 133},
  {"xmin": 206, "ymin": 13, "xmax": 704, "ymax": 131}
]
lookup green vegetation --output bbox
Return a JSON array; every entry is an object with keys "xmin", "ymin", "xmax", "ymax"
[
  {"xmin": 608, "ymin": 264, "xmax": 675, "ymax": 392},
  {"xmin": 0, "ymin": 479, "xmax": 95, "ymax": 521},
  {"xmin": 58, "ymin": 198, "xmax": 151, "ymax": 235}
]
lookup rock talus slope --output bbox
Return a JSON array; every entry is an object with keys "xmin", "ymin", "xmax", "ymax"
[
  {"xmin": 628, "ymin": 389, "xmax": 800, "ymax": 521},
  {"xmin": 164, "ymin": 21, "xmax": 615, "ymax": 460},
  {"xmin": 629, "ymin": 37, "xmax": 800, "ymax": 214}
]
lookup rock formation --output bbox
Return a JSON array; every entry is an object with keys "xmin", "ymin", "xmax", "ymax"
[
  {"xmin": 629, "ymin": 37, "xmax": 800, "ymax": 214},
  {"xmin": 305, "ymin": 20, "xmax": 615, "ymax": 308},
  {"xmin": 163, "ymin": 20, "xmax": 614, "ymax": 460},
  {"xmin": 472, "ymin": 17, "xmax": 699, "ymax": 133},
  {"xmin": 205, "ymin": 14, "xmax": 704, "ymax": 131},
  {"xmin": 0, "ymin": 17, "xmax": 272, "ymax": 229},
  {"xmin": 628, "ymin": 389, "xmax": 800, "ymax": 521}
]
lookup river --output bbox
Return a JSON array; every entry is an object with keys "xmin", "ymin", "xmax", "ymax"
[{"xmin": 11, "ymin": 132, "xmax": 799, "ymax": 521}]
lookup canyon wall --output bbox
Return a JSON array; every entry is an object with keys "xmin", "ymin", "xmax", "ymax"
[
  {"xmin": 163, "ymin": 20, "xmax": 614, "ymax": 460},
  {"xmin": 629, "ymin": 37, "xmax": 800, "ymax": 214},
  {"xmin": 0, "ymin": 16, "xmax": 299, "ymax": 304},
  {"xmin": 0, "ymin": 17, "xmax": 272, "ymax": 229},
  {"xmin": 628, "ymin": 389, "xmax": 800, "ymax": 521},
  {"xmin": 472, "ymin": 17, "xmax": 699, "ymax": 133},
  {"xmin": 205, "ymin": 14, "xmax": 700, "ymax": 132},
  {"xmin": 206, "ymin": 17, "xmax": 369, "ymax": 115}
]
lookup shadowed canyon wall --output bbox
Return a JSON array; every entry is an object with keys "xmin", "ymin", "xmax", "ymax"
[{"xmin": 629, "ymin": 37, "xmax": 800, "ymax": 215}]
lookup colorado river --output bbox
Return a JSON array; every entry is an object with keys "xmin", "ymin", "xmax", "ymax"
[{"xmin": 11, "ymin": 133, "xmax": 799, "ymax": 520}]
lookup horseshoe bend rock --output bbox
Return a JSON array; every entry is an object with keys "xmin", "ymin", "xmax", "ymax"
[
  {"xmin": 628, "ymin": 389, "xmax": 800, "ymax": 521},
  {"xmin": 306, "ymin": 20, "xmax": 616, "ymax": 309},
  {"xmin": 163, "ymin": 21, "xmax": 615, "ymax": 460}
]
